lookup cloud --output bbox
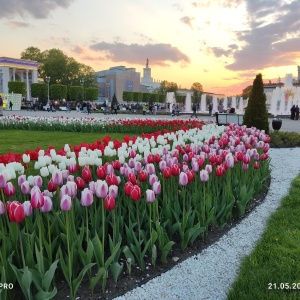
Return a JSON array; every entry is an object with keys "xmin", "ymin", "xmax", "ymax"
[
  {"xmin": 0, "ymin": 0, "xmax": 75, "ymax": 19},
  {"xmin": 89, "ymin": 42, "xmax": 190, "ymax": 67},
  {"xmin": 180, "ymin": 16, "xmax": 194, "ymax": 28},
  {"xmin": 6, "ymin": 21, "xmax": 30, "ymax": 28},
  {"xmin": 226, "ymin": 0, "xmax": 300, "ymax": 71}
]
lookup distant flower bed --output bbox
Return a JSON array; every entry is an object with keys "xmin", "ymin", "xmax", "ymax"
[
  {"xmin": 0, "ymin": 122, "xmax": 271, "ymax": 300},
  {"xmin": 0, "ymin": 115, "xmax": 206, "ymax": 133}
]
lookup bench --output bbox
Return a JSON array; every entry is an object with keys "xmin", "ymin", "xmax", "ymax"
[{"xmin": 216, "ymin": 113, "xmax": 244, "ymax": 125}]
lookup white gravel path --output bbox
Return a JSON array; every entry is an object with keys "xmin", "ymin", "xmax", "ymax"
[{"xmin": 114, "ymin": 148, "xmax": 300, "ymax": 300}]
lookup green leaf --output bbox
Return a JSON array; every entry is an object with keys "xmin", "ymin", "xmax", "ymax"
[
  {"xmin": 104, "ymin": 242, "xmax": 121, "ymax": 269},
  {"xmin": 42, "ymin": 260, "xmax": 59, "ymax": 291},
  {"xmin": 151, "ymin": 245, "xmax": 157, "ymax": 267},
  {"xmin": 122, "ymin": 246, "xmax": 135, "ymax": 265},
  {"xmin": 58, "ymin": 248, "xmax": 70, "ymax": 285},
  {"xmin": 33, "ymin": 288, "xmax": 57, "ymax": 300},
  {"xmin": 92, "ymin": 234, "xmax": 104, "ymax": 267},
  {"xmin": 72, "ymin": 263, "xmax": 96, "ymax": 299},
  {"xmin": 90, "ymin": 268, "xmax": 106, "ymax": 292},
  {"xmin": 110, "ymin": 262, "xmax": 124, "ymax": 283},
  {"xmin": 161, "ymin": 241, "xmax": 175, "ymax": 264}
]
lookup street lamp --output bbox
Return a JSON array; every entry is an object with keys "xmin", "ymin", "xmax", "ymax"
[
  {"xmin": 80, "ymin": 79, "xmax": 85, "ymax": 100},
  {"xmin": 45, "ymin": 76, "xmax": 50, "ymax": 103}
]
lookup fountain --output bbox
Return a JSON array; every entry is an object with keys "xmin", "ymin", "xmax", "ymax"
[
  {"xmin": 200, "ymin": 94, "xmax": 207, "ymax": 112},
  {"xmin": 166, "ymin": 92, "xmax": 176, "ymax": 113},
  {"xmin": 223, "ymin": 96, "xmax": 228, "ymax": 112},
  {"xmin": 185, "ymin": 93, "xmax": 192, "ymax": 112},
  {"xmin": 212, "ymin": 96, "xmax": 218, "ymax": 112},
  {"xmin": 231, "ymin": 96, "xmax": 237, "ymax": 111}
]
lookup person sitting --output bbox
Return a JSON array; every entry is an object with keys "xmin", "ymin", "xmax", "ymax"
[{"xmin": 229, "ymin": 107, "xmax": 235, "ymax": 114}]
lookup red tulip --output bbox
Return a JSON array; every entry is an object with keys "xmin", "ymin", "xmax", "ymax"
[
  {"xmin": 82, "ymin": 167, "xmax": 92, "ymax": 182},
  {"xmin": 154, "ymin": 154, "xmax": 161, "ymax": 163},
  {"xmin": 236, "ymin": 151, "xmax": 244, "ymax": 161},
  {"xmin": 243, "ymin": 154, "xmax": 251, "ymax": 164},
  {"xmin": 106, "ymin": 173, "xmax": 119, "ymax": 186},
  {"xmin": 104, "ymin": 195, "xmax": 116, "ymax": 210},
  {"xmin": 96, "ymin": 166, "xmax": 106, "ymax": 179},
  {"xmin": 47, "ymin": 178, "xmax": 58, "ymax": 192},
  {"xmin": 128, "ymin": 173, "xmax": 138, "ymax": 185},
  {"xmin": 7, "ymin": 201, "xmax": 25, "ymax": 223},
  {"xmin": 186, "ymin": 170, "xmax": 195, "ymax": 183},
  {"xmin": 130, "ymin": 185, "xmax": 141, "ymax": 201},
  {"xmin": 75, "ymin": 176, "xmax": 85, "ymax": 189},
  {"xmin": 138, "ymin": 170, "xmax": 148, "ymax": 182},
  {"xmin": 163, "ymin": 167, "xmax": 171, "ymax": 179},
  {"xmin": 112, "ymin": 160, "xmax": 121, "ymax": 170},
  {"xmin": 197, "ymin": 157, "xmax": 205, "ymax": 168},
  {"xmin": 254, "ymin": 162, "xmax": 259, "ymax": 169},
  {"xmin": 68, "ymin": 163, "xmax": 77, "ymax": 173},
  {"xmin": 171, "ymin": 164, "xmax": 180, "ymax": 176},
  {"xmin": 147, "ymin": 154, "xmax": 154, "ymax": 163},
  {"xmin": 124, "ymin": 181, "xmax": 133, "ymax": 196}
]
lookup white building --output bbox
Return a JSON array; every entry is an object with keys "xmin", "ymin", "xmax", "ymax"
[
  {"xmin": 140, "ymin": 58, "xmax": 161, "ymax": 92},
  {"xmin": 0, "ymin": 57, "xmax": 39, "ymax": 100}
]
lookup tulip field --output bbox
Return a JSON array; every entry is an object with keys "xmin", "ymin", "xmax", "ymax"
[{"xmin": 0, "ymin": 117, "xmax": 271, "ymax": 299}]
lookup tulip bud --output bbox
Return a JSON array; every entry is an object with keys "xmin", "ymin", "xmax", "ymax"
[
  {"xmin": 104, "ymin": 195, "xmax": 116, "ymax": 210},
  {"xmin": 0, "ymin": 201, "xmax": 5, "ymax": 215},
  {"xmin": 60, "ymin": 194, "xmax": 72, "ymax": 211},
  {"xmin": 130, "ymin": 185, "xmax": 141, "ymax": 201},
  {"xmin": 152, "ymin": 181, "xmax": 161, "ymax": 195},
  {"xmin": 200, "ymin": 170, "xmax": 209, "ymax": 182},
  {"xmin": 75, "ymin": 176, "xmax": 85, "ymax": 189},
  {"xmin": 22, "ymin": 201, "xmax": 33, "ymax": 217},
  {"xmin": 4, "ymin": 182, "xmax": 16, "ymax": 196},
  {"xmin": 95, "ymin": 180, "xmax": 108, "ymax": 198},
  {"xmin": 30, "ymin": 188, "xmax": 45, "ymax": 209},
  {"xmin": 80, "ymin": 188, "xmax": 94, "ymax": 206},
  {"xmin": 7, "ymin": 201, "xmax": 25, "ymax": 223},
  {"xmin": 146, "ymin": 189, "xmax": 155, "ymax": 203}
]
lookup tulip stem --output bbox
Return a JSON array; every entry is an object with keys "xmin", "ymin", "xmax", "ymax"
[
  {"xmin": 37, "ymin": 210, "xmax": 44, "ymax": 274},
  {"xmin": 102, "ymin": 199, "xmax": 105, "ymax": 266},
  {"xmin": 18, "ymin": 224, "xmax": 26, "ymax": 269},
  {"xmin": 136, "ymin": 202, "xmax": 140, "ymax": 243},
  {"xmin": 66, "ymin": 211, "xmax": 73, "ymax": 298},
  {"xmin": 85, "ymin": 206, "xmax": 89, "ymax": 243}
]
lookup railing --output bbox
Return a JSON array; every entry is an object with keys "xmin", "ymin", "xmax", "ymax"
[{"xmin": 216, "ymin": 113, "xmax": 244, "ymax": 125}]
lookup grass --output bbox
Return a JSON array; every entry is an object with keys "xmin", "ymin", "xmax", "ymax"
[
  {"xmin": 0, "ymin": 130, "xmax": 129, "ymax": 154},
  {"xmin": 227, "ymin": 175, "xmax": 300, "ymax": 300}
]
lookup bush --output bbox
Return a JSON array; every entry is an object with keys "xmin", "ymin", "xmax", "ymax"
[{"xmin": 269, "ymin": 131, "xmax": 300, "ymax": 148}]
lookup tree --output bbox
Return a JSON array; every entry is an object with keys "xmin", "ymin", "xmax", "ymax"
[
  {"xmin": 85, "ymin": 87, "xmax": 98, "ymax": 101},
  {"xmin": 50, "ymin": 84, "xmax": 67, "ymax": 101},
  {"xmin": 123, "ymin": 91, "xmax": 133, "ymax": 102},
  {"xmin": 243, "ymin": 74, "xmax": 269, "ymax": 134},
  {"xmin": 241, "ymin": 85, "xmax": 252, "ymax": 99},
  {"xmin": 191, "ymin": 82, "xmax": 203, "ymax": 93},
  {"xmin": 69, "ymin": 86, "xmax": 84, "ymax": 101},
  {"xmin": 8, "ymin": 82, "xmax": 26, "ymax": 96},
  {"xmin": 30, "ymin": 83, "xmax": 47, "ymax": 103},
  {"xmin": 111, "ymin": 93, "xmax": 118, "ymax": 108}
]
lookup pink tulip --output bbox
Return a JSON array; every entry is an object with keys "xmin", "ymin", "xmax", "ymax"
[
  {"xmin": 226, "ymin": 156, "xmax": 235, "ymax": 168},
  {"xmin": 128, "ymin": 158, "xmax": 135, "ymax": 168},
  {"xmin": 66, "ymin": 181, "xmax": 78, "ymax": 198},
  {"xmin": 152, "ymin": 181, "xmax": 161, "ymax": 195},
  {"xmin": 80, "ymin": 188, "xmax": 94, "ymax": 206},
  {"xmin": 200, "ymin": 170, "xmax": 209, "ymax": 182},
  {"xmin": 108, "ymin": 185, "xmax": 118, "ymax": 199},
  {"xmin": 33, "ymin": 175, "xmax": 43, "ymax": 187},
  {"xmin": 18, "ymin": 175, "xmax": 27, "ymax": 187},
  {"xmin": 67, "ymin": 175, "xmax": 74, "ymax": 182},
  {"xmin": 146, "ymin": 189, "xmax": 155, "ymax": 203},
  {"xmin": 242, "ymin": 163, "xmax": 249, "ymax": 170},
  {"xmin": 21, "ymin": 181, "xmax": 31, "ymax": 195},
  {"xmin": 62, "ymin": 170, "xmax": 70, "ymax": 181},
  {"xmin": 4, "ymin": 182, "xmax": 16, "ymax": 196},
  {"xmin": 130, "ymin": 149, "xmax": 136, "ymax": 158},
  {"xmin": 149, "ymin": 174, "xmax": 158, "ymax": 186},
  {"xmin": 22, "ymin": 201, "xmax": 33, "ymax": 216},
  {"xmin": 0, "ymin": 201, "xmax": 5, "ymax": 215},
  {"xmin": 134, "ymin": 161, "xmax": 142, "ymax": 172},
  {"xmin": 243, "ymin": 154, "xmax": 251, "ymax": 164},
  {"xmin": 30, "ymin": 188, "xmax": 45, "ymax": 209},
  {"xmin": 89, "ymin": 181, "xmax": 96, "ymax": 194},
  {"xmin": 95, "ymin": 180, "xmax": 108, "ymax": 198},
  {"xmin": 0, "ymin": 173, "xmax": 7, "ymax": 189},
  {"xmin": 60, "ymin": 185, "xmax": 68, "ymax": 198},
  {"xmin": 42, "ymin": 190, "xmax": 52, "ymax": 197},
  {"xmin": 179, "ymin": 172, "xmax": 188, "ymax": 186},
  {"xmin": 158, "ymin": 160, "xmax": 167, "ymax": 172},
  {"xmin": 52, "ymin": 169, "xmax": 63, "ymax": 186},
  {"xmin": 60, "ymin": 194, "xmax": 72, "ymax": 211},
  {"xmin": 145, "ymin": 163, "xmax": 155, "ymax": 175},
  {"xmin": 205, "ymin": 164, "xmax": 212, "ymax": 174},
  {"xmin": 191, "ymin": 159, "xmax": 199, "ymax": 172},
  {"xmin": 105, "ymin": 163, "xmax": 114, "ymax": 175},
  {"xmin": 41, "ymin": 196, "xmax": 53, "ymax": 212},
  {"xmin": 104, "ymin": 195, "xmax": 116, "ymax": 210}
]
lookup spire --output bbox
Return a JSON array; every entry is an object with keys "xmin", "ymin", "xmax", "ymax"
[{"xmin": 146, "ymin": 58, "xmax": 149, "ymax": 68}]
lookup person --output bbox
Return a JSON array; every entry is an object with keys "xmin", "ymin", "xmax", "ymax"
[
  {"xmin": 82, "ymin": 102, "xmax": 87, "ymax": 114},
  {"xmin": 229, "ymin": 107, "xmax": 236, "ymax": 114},
  {"xmin": 153, "ymin": 104, "xmax": 157, "ymax": 115},
  {"xmin": 103, "ymin": 101, "xmax": 107, "ymax": 115},
  {"xmin": 191, "ymin": 103, "xmax": 197, "ymax": 118},
  {"xmin": 208, "ymin": 103, "xmax": 213, "ymax": 116},
  {"xmin": 9, "ymin": 101, "xmax": 13, "ymax": 111},
  {"xmin": 76, "ymin": 103, "xmax": 80, "ymax": 112},
  {"xmin": 87, "ymin": 102, "xmax": 91, "ymax": 115},
  {"xmin": 295, "ymin": 105, "xmax": 300, "ymax": 120},
  {"xmin": 142, "ymin": 104, "xmax": 147, "ymax": 115},
  {"xmin": 66, "ymin": 102, "xmax": 71, "ymax": 113},
  {"xmin": 113, "ymin": 103, "xmax": 118, "ymax": 115},
  {"xmin": 218, "ymin": 103, "xmax": 224, "ymax": 113},
  {"xmin": 0, "ymin": 96, "xmax": 3, "ymax": 116},
  {"xmin": 291, "ymin": 105, "xmax": 296, "ymax": 120}
]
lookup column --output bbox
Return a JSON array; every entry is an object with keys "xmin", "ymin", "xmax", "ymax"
[
  {"xmin": 26, "ymin": 70, "xmax": 30, "ymax": 100},
  {"xmin": 13, "ymin": 68, "xmax": 16, "ymax": 81},
  {"xmin": 2, "ymin": 67, "xmax": 10, "ymax": 94},
  {"xmin": 32, "ymin": 70, "xmax": 38, "ymax": 83}
]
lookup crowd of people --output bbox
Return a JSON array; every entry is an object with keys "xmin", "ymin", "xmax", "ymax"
[{"xmin": 290, "ymin": 105, "xmax": 300, "ymax": 120}]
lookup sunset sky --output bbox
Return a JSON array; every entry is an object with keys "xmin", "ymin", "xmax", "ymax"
[{"xmin": 1, "ymin": 0, "xmax": 299, "ymax": 96}]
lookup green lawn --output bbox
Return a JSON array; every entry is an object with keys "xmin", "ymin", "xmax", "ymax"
[
  {"xmin": 227, "ymin": 176, "xmax": 300, "ymax": 300},
  {"xmin": 0, "ymin": 130, "xmax": 128, "ymax": 154}
]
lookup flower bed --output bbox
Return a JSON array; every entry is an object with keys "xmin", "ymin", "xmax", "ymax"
[{"xmin": 0, "ymin": 121, "xmax": 271, "ymax": 300}]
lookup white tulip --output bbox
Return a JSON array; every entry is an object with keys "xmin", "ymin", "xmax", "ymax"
[{"xmin": 40, "ymin": 166, "xmax": 50, "ymax": 177}]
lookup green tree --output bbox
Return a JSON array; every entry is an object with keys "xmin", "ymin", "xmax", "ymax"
[
  {"xmin": 69, "ymin": 86, "xmax": 84, "ymax": 101},
  {"xmin": 143, "ymin": 93, "xmax": 151, "ymax": 103},
  {"xmin": 123, "ymin": 91, "xmax": 133, "ymax": 102},
  {"xmin": 50, "ymin": 84, "xmax": 67, "ymax": 101},
  {"xmin": 30, "ymin": 83, "xmax": 47, "ymax": 103},
  {"xmin": 241, "ymin": 85, "xmax": 252, "ymax": 99},
  {"xmin": 191, "ymin": 82, "xmax": 203, "ymax": 93},
  {"xmin": 8, "ymin": 82, "xmax": 26, "ymax": 96},
  {"xmin": 243, "ymin": 74, "xmax": 269, "ymax": 134},
  {"xmin": 158, "ymin": 94, "xmax": 166, "ymax": 103},
  {"xmin": 111, "ymin": 93, "xmax": 118, "ymax": 108},
  {"xmin": 85, "ymin": 87, "xmax": 98, "ymax": 101}
]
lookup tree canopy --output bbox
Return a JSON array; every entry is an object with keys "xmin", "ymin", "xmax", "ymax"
[
  {"xmin": 190, "ymin": 82, "xmax": 203, "ymax": 93},
  {"xmin": 20, "ymin": 46, "xmax": 97, "ymax": 87},
  {"xmin": 241, "ymin": 85, "xmax": 252, "ymax": 99}
]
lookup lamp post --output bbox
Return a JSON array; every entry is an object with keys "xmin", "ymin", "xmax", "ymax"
[
  {"xmin": 80, "ymin": 79, "xmax": 85, "ymax": 100},
  {"xmin": 45, "ymin": 76, "xmax": 50, "ymax": 104},
  {"xmin": 106, "ymin": 82, "xmax": 110, "ymax": 104}
]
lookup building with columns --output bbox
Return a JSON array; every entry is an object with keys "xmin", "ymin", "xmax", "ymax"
[{"xmin": 0, "ymin": 57, "xmax": 39, "ymax": 100}]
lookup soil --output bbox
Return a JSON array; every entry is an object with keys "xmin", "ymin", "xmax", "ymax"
[{"xmin": 50, "ymin": 177, "xmax": 271, "ymax": 300}]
